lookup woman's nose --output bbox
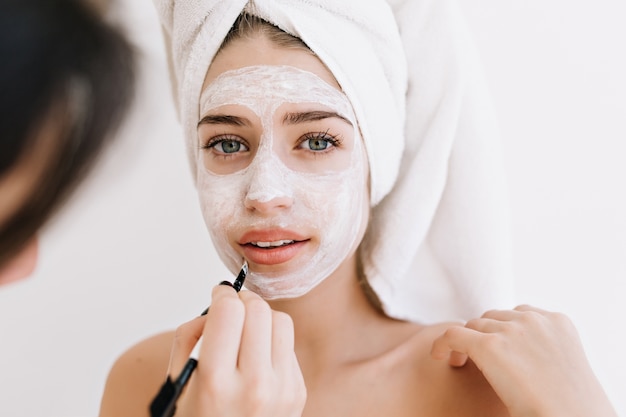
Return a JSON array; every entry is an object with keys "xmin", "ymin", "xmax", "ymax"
[
  {"xmin": 243, "ymin": 157, "xmax": 294, "ymax": 214},
  {"xmin": 244, "ymin": 194, "xmax": 293, "ymax": 214}
]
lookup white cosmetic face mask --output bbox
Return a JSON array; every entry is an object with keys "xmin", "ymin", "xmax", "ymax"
[{"xmin": 196, "ymin": 65, "xmax": 368, "ymax": 299}]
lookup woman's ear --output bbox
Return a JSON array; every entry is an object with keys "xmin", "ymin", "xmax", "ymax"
[{"xmin": 0, "ymin": 238, "xmax": 39, "ymax": 286}]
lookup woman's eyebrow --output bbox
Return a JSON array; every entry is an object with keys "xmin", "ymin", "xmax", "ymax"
[
  {"xmin": 197, "ymin": 114, "xmax": 250, "ymax": 128},
  {"xmin": 282, "ymin": 111, "xmax": 352, "ymax": 126}
]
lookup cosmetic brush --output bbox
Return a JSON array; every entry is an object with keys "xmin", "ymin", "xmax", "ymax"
[{"xmin": 149, "ymin": 260, "xmax": 248, "ymax": 417}]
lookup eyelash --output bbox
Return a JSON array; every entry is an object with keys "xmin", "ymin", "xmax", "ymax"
[
  {"xmin": 200, "ymin": 134, "xmax": 249, "ymax": 157},
  {"xmin": 297, "ymin": 130, "xmax": 343, "ymax": 153},
  {"xmin": 200, "ymin": 130, "xmax": 343, "ymax": 158}
]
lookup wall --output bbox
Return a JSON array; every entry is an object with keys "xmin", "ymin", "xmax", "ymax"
[{"xmin": 0, "ymin": 1, "xmax": 624, "ymax": 415}]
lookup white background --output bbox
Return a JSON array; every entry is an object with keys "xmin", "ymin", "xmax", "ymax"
[{"xmin": 0, "ymin": 1, "xmax": 624, "ymax": 416}]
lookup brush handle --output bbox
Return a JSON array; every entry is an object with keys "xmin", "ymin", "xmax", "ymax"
[{"xmin": 149, "ymin": 261, "xmax": 247, "ymax": 416}]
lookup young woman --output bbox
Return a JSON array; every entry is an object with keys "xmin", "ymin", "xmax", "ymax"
[
  {"xmin": 0, "ymin": 0, "xmax": 134, "ymax": 286},
  {"xmin": 99, "ymin": 2, "xmax": 618, "ymax": 416}
]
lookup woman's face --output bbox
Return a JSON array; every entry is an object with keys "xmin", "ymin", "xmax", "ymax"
[
  {"xmin": 0, "ymin": 140, "xmax": 48, "ymax": 285},
  {"xmin": 0, "ymin": 160, "xmax": 40, "ymax": 285},
  {"xmin": 196, "ymin": 36, "xmax": 370, "ymax": 300},
  {"xmin": 0, "ymin": 110, "xmax": 64, "ymax": 286}
]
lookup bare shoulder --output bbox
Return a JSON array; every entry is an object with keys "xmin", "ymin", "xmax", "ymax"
[
  {"xmin": 98, "ymin": 330, "xmax": 176, "ymax": 417},
  {"xmin": 407, "ymin": 322, "xmax": 511, "ymax": 417}
]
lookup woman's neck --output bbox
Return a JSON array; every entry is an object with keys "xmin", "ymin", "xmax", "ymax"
[{"xmin": 268, "ymin": 253, "xmax": 397, "ymax": 371}]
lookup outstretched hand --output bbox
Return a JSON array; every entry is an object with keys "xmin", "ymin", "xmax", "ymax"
[
  {"xmin": 431, "ymin": 305, "xmax": 618, "ymax": 417},
  {"xmin": 168, "ymin": 285, "xmax": 306, "ymax": 417}
]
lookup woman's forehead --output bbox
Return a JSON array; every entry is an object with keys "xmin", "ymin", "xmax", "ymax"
[{"xmin": 199, "ymin": 66, "xmax": 355, "ymax": 122}]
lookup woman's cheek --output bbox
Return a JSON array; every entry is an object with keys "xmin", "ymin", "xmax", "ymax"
[{"xmin": 197, "ymin": 172, "xmax": 246, "ymax": 269}]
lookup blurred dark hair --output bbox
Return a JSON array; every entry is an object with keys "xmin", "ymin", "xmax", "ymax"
[{"xmin": 0, "ymin": 0, "xmax": 135, "ymax": 267}]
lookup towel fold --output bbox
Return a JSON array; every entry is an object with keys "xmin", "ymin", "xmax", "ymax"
[{"xmin": 154, "ymin": 0, "xmax": 515, "ymax": 323}]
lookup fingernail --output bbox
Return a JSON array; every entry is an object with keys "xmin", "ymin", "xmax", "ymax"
[
  {"xmin": 200, "ymin": 306, "xmax": 209, "ymax": 316},
  {"xmin": 219, "ymin": 280, "xmax": 234, "ymax": 288}
]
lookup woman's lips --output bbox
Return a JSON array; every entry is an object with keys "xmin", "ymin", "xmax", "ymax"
[{"xmin": 239, "ymin": 229, "xmax": 309, "ymax": 265}]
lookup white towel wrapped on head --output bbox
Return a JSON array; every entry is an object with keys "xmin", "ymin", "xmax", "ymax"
[{"xmin": 153, "ymin": 0, "xmax": 515, "ymax": 323}]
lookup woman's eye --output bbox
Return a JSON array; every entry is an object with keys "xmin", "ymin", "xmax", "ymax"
[
  {"xmin": 204, "ymin": 137, "xmax": 249, "ymax": 154},
  {"xmin": 217, "ymin": 140, "xmax": 244, "ymax": 153},
  {"xmin": 299, "ymin": 132, "xmax": 340, "ymax": 152}
]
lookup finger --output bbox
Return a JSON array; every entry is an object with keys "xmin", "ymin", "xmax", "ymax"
[
  {"xmin": 515, "ymin": 304, "xmax": 550, "ymax": 314},
  {"xmin": 168, "ymin": 315, "xmax": 206, "ymax": 376},
  {"xmin": 288, "ymin": 351, "xmax": 307, "ymax": 408},
  {"xmin": 431, "ymin": 325, "xmax": 482, "ymax": 360},
  {"xmin": 200, "ymin": 285, "xmax": 246, "ymax": 371},
  {"xmin": 271, "ymin": 310, "xmax": 295, "ymax": 369},
  {"xmin": 448, "ymin": 350, "xmax": 469, "ymax": 367},
  {"xmin": 238, "ymin": 290, "xmax": 273, "ymax": 371},
  {"xmin": 465, "ymin": 317, "xmax": 508, "ymax": 333},
  {"xmin": 481, "ymin": 308, "xmax": 522, "ymax": 321}
]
